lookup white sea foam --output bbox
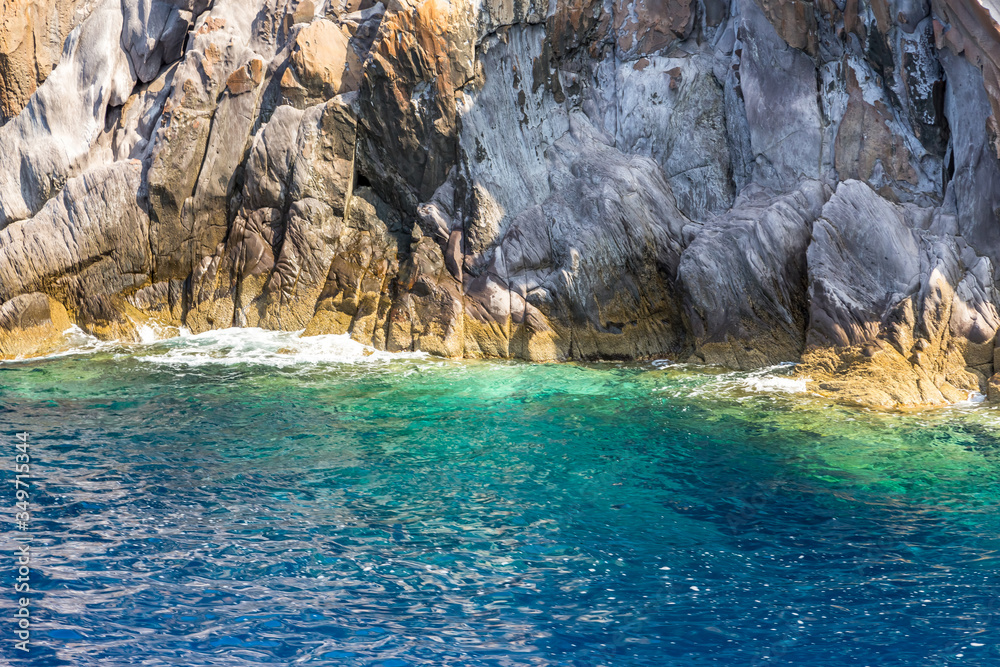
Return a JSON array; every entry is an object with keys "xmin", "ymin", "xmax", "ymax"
[
  {"xmin": 134, "ymin": 327, "xmax": 425, "ymax": 367},
  {"xmin": 738, "ymin": 370, "xmax": 810, "ymax": 394},
  {"xmin": 654, "ymin": 363, "xmax": 811, "ymax": 399},
  {"xmin": 722, "ymin": 363, "xmax": 811, "ymax": 395},
  {"xmin": 948, "ymin": 391, "xmax": 987, "ymax": 408},
  {"xmin": 2, "ymin": 324, "xmax": 425, "ymax": 367},
  {"xmin": 134, "ymin": 320, "xmax": 181, "ymax": 344},
  {"xmin": 63, "ymin": 324, "xmax": 108, "ymax": 351},
  {"xmin": 0, "ymin": 325, "xmax": 111, "ymax": 364}
]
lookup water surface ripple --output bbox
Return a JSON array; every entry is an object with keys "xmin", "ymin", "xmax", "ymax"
[{"xmin": 1, "ymin": 329, "xmax": 998, "ymax": 665}]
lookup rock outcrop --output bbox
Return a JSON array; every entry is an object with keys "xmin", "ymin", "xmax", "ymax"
[{"xmin": 2, "ymin": 0, "xmax": 1000, "ymax": 408}]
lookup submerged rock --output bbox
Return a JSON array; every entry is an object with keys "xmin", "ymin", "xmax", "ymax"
[{"xmin": 2, "ymin": 0, "xmax": 1000, "ymax": 407}]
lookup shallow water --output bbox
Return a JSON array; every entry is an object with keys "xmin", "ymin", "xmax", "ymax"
[{"xmin": 2, "ymin": 329, "xmax": 999, "ymax": 666}]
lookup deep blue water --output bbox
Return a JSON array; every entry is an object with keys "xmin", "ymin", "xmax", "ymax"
[{"xmin": 2, "ymin": 329, "xmax": 999, "ymax": 666}]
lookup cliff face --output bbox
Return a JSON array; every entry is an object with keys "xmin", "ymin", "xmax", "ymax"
[{"xmin": 1, "ymin": 0, "xmax": 1000, "ymax": 407}]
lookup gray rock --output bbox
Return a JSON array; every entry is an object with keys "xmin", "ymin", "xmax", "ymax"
[
  {"xmin": 0, "ymin": 0, "xmax": 999, "ymax": 407},
  {"xmin": 0, "ymin": 0, "xmax": 134, "ymax": 227},
  {"xmin": 734, "ymin": 0, "xmax": 822, "ymax": 189},
  {"xmin": 806, "ymin": 180, "xmax": 921, "ymax": 349},
  {"xmin": 679, "ymin": 180, "xmax": 830, "ymax": 367}
]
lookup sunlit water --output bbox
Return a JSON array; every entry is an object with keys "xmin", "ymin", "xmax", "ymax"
[{"xmin": 1, "ymin": 329, "xmax": 999, "ymax": 666}]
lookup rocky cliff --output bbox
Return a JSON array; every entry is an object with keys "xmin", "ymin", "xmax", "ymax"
[{"xmin": 2, "ymin": 0, "xmax": 1000, "ymax": 407}]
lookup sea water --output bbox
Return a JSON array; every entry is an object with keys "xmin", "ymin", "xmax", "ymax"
[{"xmin": 1, "ymin": 329, "xmax": 998, "ymax": 666}]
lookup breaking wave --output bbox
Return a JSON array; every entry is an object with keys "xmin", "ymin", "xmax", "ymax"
[
  {"xmin": 651, "ymin": 361, "xmax": 813, "ymax": 399},
  {"xmin": 1, "ymin": 326, "xmax": 425, "ymax": 368},
  {"xmin": 135, "ymin": 327, "xmax": 427, "ymax": 367}
]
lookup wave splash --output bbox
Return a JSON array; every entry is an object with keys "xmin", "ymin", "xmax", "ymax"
[
  {"xmin": 652, "ymin": 361, "xmax": 812, "ymax": 399},
  {"xmin": 738, "ymin": 365, "xmax": 810, "ymax": 394},
  {"xmin": 134, "ymin": 328, "xmax": 426, "ymax": 367},
  {"xmin": 2, "ymin": 326, "xmax": 425, "ymax": 367}
]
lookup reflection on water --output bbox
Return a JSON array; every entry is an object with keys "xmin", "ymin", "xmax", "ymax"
[{"xmin": 1, "ymin": 329, "xmax": 998, "ymax": 665}]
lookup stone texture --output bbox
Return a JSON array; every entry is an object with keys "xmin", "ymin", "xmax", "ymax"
[
  {"xmin": 734, "ymin": 0, "xmax": 823, "ymax": 190},
  {"xmin": 0, "ymin": 0, "xmax": 91, "ymax": 123},
  {"xmin": 612, "ymin": 0, "xmax": 696, "ymax": 59},
  {"xmin": 0, "ymin": 160, "xmax": 151, "ymax": 340},
  {"xmin": 679, "ymin": 181, "xmax": 830, "ymax": 368},
  {"xmin": 1, "ymin": 0, "xmax": 1000, "ymax": 407},
  {"xmin": 0, "ymin": 0, "xmax": 134, "ymax": 227},
  {"xmin": 835, "ymin": 71, "xmax": 919, "ymax": 187},
  {"xmin": 289, "ymin": 19, "xmax": 357, "ymax": 98},
  {"xmin": 800, "ymin": 179, "xmax": 999, "ymax": 406},
  {"xmin": 615, "ymin": 54, "xmax": 735, "ymax": 219},
  {"xmin": 0, "ymin": 293, "xmax": 72, "ymax": 358}
]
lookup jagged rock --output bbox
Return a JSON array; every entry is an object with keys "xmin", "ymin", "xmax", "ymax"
[
  {"xmin": 679, "ymin": 181, "xmax": 830, "ymax": 368},
  {"xmin": 615, "ymin": 54, "xmax": 735, "ymax": 219},
  {"xmin": 0, "ymin": 0, "xmax": 134, "ymax": 227},
  {"xmin": 939, "ymin": 48, "xmax": 1000, "ymax": 268},
  {"xmin": 800, "ymin": 179, "xmax": 998, "ymax": 406},
  {"xmin": 479, "ymin": 117, "xmax": 692, "ymax": 361},
  {"xmin": 806, "ymin": 180, "xmax": 923, "ymax": 349},
  {"xmin": 0, "ymin": 160, "xmax": 151, "ymax": 340},
  {"xmin": 121, "ymin": 0, "xmax": 193, "ymax": 83},
  {"xmin": 900, "ymin": 20, "xmax": 948, "ymax": 155},
  {"xmin": 1, "ymin": 0, "xmax": 1000, "ymax": 407},
  {"xmin": 933, "ymin": 0, "xmax": 1000, "ymax": 158},
  {"xmin": 611, "ymin": 0, "xmax": 696, "ymax": 58},
  {"xmin": 227, "ymin": 57, "xmax": 265, "ymax": 95},
  {"xmin": 187, "ymin": 93, "xmax": 359, "ymax": 332},
  {"xmin": 0, "ymin": 162, "xmax": 149, "ymax": 301},
  {"xmin": 835, "ymin": 69, "xmax": 919, "ymax": 188},
  {"xmin": 306, "ymin": 186, "xmax": 403, "ymax": 346},
  {"xmin": 145, "ymin": 3, "xmax": 276, "ymax": 284},
  {"xmin": 356, "ymin": 0, "xmax": 475, "ymax": 213}
]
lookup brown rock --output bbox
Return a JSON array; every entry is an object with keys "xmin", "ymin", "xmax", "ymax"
[
  {"xmin": 357, "ymin": 0, "xmax": 476, "ymax": 212},
  {"xmin": 0, "ymin": 293, "xmax": 71, "ymax": 358},
  {"xmin": 612, "ymin": 0, "xmax": 694, "ymax": 58},
  {"xmin": 292, "ymin": 0, "xmax": 316, "ymax": 24},
  {"xmin": 932, "ymin": 0, "xmax": 1000, "ymax": 158},
  {"xmin": 306, "ymin": 187, "xmax": 402, "ymax": 347},
  {"xmin": 225, "ymin": 57, "xmax": 264, "ymax": 95},
  {"xmin": 196, "ymin": 17, "xmax": 226, "ymax": 35},
  {"xmin": 798, "ymin": 342, "xmax": 978, "ymax": 409},
  {"xmin": 835, "ymin": 70, "xmax": 918, "ymax": 186},
  {"xmin": 756, "ymin": 0, "xmax": 819, "ymax": 55},
  {"xmin": 545, "ymin": 0, "xmax": 611, "ymax": 57},
  {"xmin": 989, "ymin": 373, "xmax": 1000, "ymax": 402}
]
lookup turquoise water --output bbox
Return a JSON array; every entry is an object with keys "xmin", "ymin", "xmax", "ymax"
[{"xmin": 2, "ymin": 329, "xmax": 999, "ymax": 666}]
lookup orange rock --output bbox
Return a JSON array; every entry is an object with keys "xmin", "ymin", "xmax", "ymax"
[
  {"xmin": 988, "ymin": 372, "xmax": 1000, "ymax": 402},
  {"xmin": 612, "ymin": 0, "xmax": 694, "ymax": 58},
  {"xmin": 0, "ymin": 0, "xmax": 88, "ymax": 122},
  {"xmin": 290, "ymin": 19, "xmax": 356, "ymax": 98},
  {"xmin": 196, "ymin": 17, "xmax": 227, "ymax": 35}
]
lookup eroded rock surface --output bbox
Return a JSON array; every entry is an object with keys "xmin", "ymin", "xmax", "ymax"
[{"xmin": 2, "ymin": 0, "xmax": 1000, "ymax": 407}]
